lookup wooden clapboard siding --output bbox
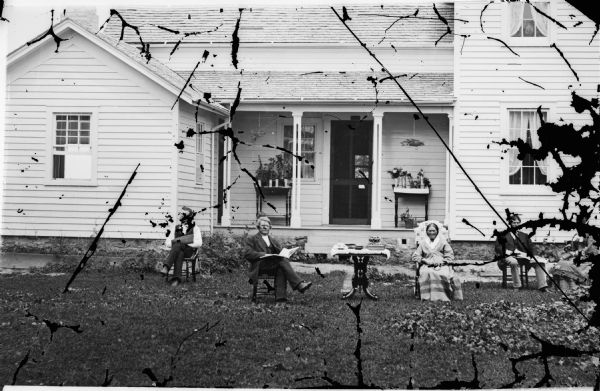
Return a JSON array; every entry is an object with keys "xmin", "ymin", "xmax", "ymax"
[
  {"xmin": 452, "ymin": 0, "xmax": 600, "ymax": 242},
  {"xmin": 3, "ymin": 34, "xmax": 178, "ymax": 239},
  {"xmin": 381, "ymin": 113, "xmax": 448, "ymax": 227},
  {"xmin": 176, "ymin": 101, "xmax": 219, "ymax": 232},
  {"xmin": 151, "ymin": 46, "xmax": 453, "ymax": 73}
]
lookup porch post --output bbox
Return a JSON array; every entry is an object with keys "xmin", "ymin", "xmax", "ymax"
[
  {"xmin": 445, "ymin": 112, "xmax": 454, "ymax": 234},
  {"xmin": 290, "ymin": 111, "xmax": 303, "ymax": 227},
  {"xmin": 371, "ymin": 111, "xmax": 383, "ymax": 229},
  {"xmin": 221, "ymin": 135, "xmax": 232, "ymax": 226}
]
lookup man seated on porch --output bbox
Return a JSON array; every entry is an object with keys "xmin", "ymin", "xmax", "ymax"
[
  {"xmin": 162, "ymin": 206, "xmax": 195, "ymax": 287},
  {"xmin": 495, "ymin": 213, "xmax": 549, "ymax": 292},
  {"xmin": 243, "ymin": 216, "xmax": 312, "ymax": 302}
]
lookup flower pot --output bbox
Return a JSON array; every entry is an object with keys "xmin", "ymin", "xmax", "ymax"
[{"xmin": 403, "ymin": 219, "xmax": 416, "ymax": 229}]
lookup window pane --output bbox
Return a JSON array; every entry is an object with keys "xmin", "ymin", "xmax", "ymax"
[
  {"xmin": 68, "ymin": 137, "xmax": 78, "ymax": 144},
  {"xmin": 523, "ymin": 20, "xmax": 536, "ymax": 36},
  {"xmin": 56, "ymin": 121, "xmax": 66, "ymax": 130},
  {"xmin": 80, "ymin": 121, "xmax": 90, "ymax": 130},
  {"xmin": 522, "ymin": 166, "xmax": 535, "ymax": 184},
  {"xmin": 80, "ymin": 130, "xmax": 90, "ymax": 137},
  {"xmin": 53, "ymin": 155, "xmax": 65, "ymax": 179},
  {"xmin": 509, "ymin": 168, "xmax": 521, "ymax": 184},
  {"xmin": 56, "ymin": 115, "xmax": 66, "ymax": 121},
  {"xmin": 68, "ymin": 121, "xmax": 79, "ymax": 130},
  {"xmin": 68, "ymin": 115, "xmax": 78, "ymax": 121},
  {"xmin": 80, "ymin": 115, "xmax": 90, "ymax": 121},
  {"xmin": 523, "ymin": 3, "xmax": 533, "ymax": 18},
  {"xmin": 56, "ymin": 136, "xmax": 66, "ymax": 145},
  {"xmin": 65, "ymin": 154, "xmax": 91, "ymax": 179},
  {"xmin": 80, "ymin": 137, "xmax": 90, "ymax": 144}
]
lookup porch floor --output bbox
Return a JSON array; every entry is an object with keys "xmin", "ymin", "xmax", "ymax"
[{"xmin": 214, "ymin": 224, "xmax": 416, "ymax": 255}]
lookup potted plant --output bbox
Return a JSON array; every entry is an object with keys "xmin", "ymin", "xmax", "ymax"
[
  {"xmin": 388, "ymin": 167, "xmax": 431, "ymax": 189},
  {"xmin": 400, "ymin": 208, "xmax": 416, "ymax": 228},
  {"xmin": 255, "ymin": 154, "xmax": 293, "ymax": 187}
]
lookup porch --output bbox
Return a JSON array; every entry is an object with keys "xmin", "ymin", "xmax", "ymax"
[{"xmin": 216, "ymin": 105, "xmax": 453, "ymax": 234}]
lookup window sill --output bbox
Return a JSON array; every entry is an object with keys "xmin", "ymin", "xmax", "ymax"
[
  {"xmin": 500, "ymin": 186, "xmax": 555, "ymax": 196},
  {"xmin": 505, "ymin": 37, "xmax": 550, "ymax": 47},
  {"xmin": 44, "ymin": 179, "xmax": 98, "ymax": 187}
]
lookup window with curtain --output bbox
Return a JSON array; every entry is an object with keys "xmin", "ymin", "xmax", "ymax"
[
  {"xmin": 283, "ymin": 124, "xmax": 315, "ymax": 179},
  {"xmin": 52, "ymin": 113, "xmax": 92, "ymax": 180},
  {"xmin": 510, "ymin": 2, "xmax": 549, "ymax": 37},
  {"xmin": 195, "ymin": 122, "xmax": 205, "ymax": 184},
  {"xmin": 508, "ymin": 109, "xmax": 547, "ymax": 185}
]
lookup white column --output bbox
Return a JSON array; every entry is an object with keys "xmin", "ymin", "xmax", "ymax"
[
  {"xmin": 290, "ymin": 111, "xmax": 303, "ymax": 227},
  {"xmin": 371, "ymin": 111, "xmax": 383, "ymax": 229},
  {"xmin": 445, "ymin": 112, "xmax": 454, "ymax": 233},
  {"xmin": 221, "ymin": 136, "xmax": 232, "ymax": 226}
]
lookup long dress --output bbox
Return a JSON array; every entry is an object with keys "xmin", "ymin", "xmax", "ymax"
[{"xmin": 412, "ymin": 236, "xmax": 463, "ymax": 301}]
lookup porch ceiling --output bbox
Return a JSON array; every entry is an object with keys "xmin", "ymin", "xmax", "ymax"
[{"xmin": 183, "ymin": 71, "xmax": 453, "ymax": 103}]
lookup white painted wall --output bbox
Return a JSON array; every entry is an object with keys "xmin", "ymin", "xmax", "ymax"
[
  {"xmin": 3, "ymin": 32, "xmax": 179, "ymax": 239},
  {"xmin": 452, "ymin": 0, "xmax": 600, "ymax": 242}
]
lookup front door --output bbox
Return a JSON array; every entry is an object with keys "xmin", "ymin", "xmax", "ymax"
[{"xmin": 330, "ymin": 120, "xmax": 372, "ymax": 225}]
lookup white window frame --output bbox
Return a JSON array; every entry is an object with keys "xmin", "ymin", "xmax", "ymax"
[
  {"xmin": 45, "ymin": 108, "xmax": 98, "ymax": 186},
  {"xmin": 503, "ymin": 0, "xmax": 554, "ymax": 47},
  {"xmin": 281, "ymin": 117, "xmax": 319, "ymax": 183},
  {"xmin": 499, "ymin": 102, "xmax": 557, "ymax": 195},
  {"xmin": 195, "ymin": 122, "xmax": 205, "ymax": 186}
]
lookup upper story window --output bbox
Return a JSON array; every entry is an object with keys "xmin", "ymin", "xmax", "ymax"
[
  {"xmin": 283, "ymin": 124, "xmax": 315, "ymax": 180},
  {"xmin": 52, "ymin": 113, "xmax": 93, "ymax": 181},
  {"xmin": 510, "ymin": 2, "xmax": 549, "ymax": 38},
  {"xmin": 195, "ymin": 122, "xmax": 205, "ymax": 185},
  {"xmin": 508, "ymin": 109, "xmax": 548, "ymax": 186}
]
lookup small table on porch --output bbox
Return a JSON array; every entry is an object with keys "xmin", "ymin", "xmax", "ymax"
[
  {"xmin": 254, "ymin": 185, "xmax": 292, "ymax": 226},
  {"xmin": 330, "ymin": 246, "xmax": 391, "ymax": 300},
  {"xmin": 393, "ymin": 187, "xmax": 430, "ymax": 228}
]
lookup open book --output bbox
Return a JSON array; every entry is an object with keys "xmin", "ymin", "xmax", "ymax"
[{"xmin": 261, "ymin": 247, "xmax": 300, "ymax": 259}]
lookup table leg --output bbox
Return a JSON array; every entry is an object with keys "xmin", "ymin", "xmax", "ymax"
[{"xmin": 356, "ymin": 255, "xmax": 378, "ymax": 300}]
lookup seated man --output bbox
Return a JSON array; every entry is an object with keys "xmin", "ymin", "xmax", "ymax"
[
  {"xmin": 495, "ymin": 213, "xmax": 549, "ymax": 292},
  {"xmin": 162, "ymin": 206, "xmax": 195, "ymax": 286},
  {"xmin": 243, "ymin": 216, "xmax": 312, "ymax": 302}
]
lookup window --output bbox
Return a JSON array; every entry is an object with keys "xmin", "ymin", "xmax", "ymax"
[
  {"xmin": 195, "ymin": 122, "xmax": 205, "ymax": 185},
  {"xmin": 283, "ymin": 124, "xmax": 315, "ymax": 179},
  {"xmin": 509, "ymin": 2, "xmax": 549, "ymax": 38},
  {"xmin": 52, "ymin": 114, "xmax": 92, "ymax": 180},
  {"xmin": 508, "ymin": 109, "xmax": 547, "ymax": 185}
]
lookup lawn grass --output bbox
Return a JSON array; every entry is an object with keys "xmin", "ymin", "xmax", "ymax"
[{"xmin": 0, "ymin": 270, "xmax": 598, "ymax": 388}]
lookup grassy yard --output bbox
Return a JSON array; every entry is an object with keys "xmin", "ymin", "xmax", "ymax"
[{"xmin": 0, "ymin": 270, "xmax": 598, "ymax": 388}]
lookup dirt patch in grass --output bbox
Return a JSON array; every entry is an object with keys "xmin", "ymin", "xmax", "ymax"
[{"xmin": 0, "ymin": 271, "xmax": 597, "ymax": 387}]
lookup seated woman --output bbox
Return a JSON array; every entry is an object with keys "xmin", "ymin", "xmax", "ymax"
[
  {"xmin": 243, "ymin": 216, "xmax": 312, "ymax": 302},
  {"xmin": 162, "ymin": 206, "xmax": 196, "ymax": 286},
  {"xmin": 412, "ymin": 222, "xmax": 463, "ymax": 301}
]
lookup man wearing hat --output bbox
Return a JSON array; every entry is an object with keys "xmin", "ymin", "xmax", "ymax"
[
  {"xmin": 244, "ymin": 216, "xmax": 312, "ymax": 302},
  {"xmin": 495, "ymin": 213, "xmax": 549, "ymax": 292},
  {"xmin": 162, "ymin": 206, "xmax": 195, "ymax": 286}
]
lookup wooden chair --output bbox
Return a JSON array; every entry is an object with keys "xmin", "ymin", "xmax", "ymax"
[
  {"xmin": 412, "ymin": 220, "xmax": 450, "ymax": 298},
  {"xmin": 501, "ymin": 259, "xmax": 529, "ymax": 288},
  {"xmin": 164, "ymin": 248, "xmax": 200, "ymax": 282},
  {"xmin": 251, "ymin": 267, "xmax": 278, "ymax": 302}
]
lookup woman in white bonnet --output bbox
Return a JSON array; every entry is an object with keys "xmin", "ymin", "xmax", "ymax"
[{"xmin": 412, "ymin": 222, "xmax": 463, "ymax": 301}]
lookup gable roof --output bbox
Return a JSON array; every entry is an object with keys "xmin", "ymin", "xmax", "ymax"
[
  {"xmin": 7, "ymin": 18, "xmax": 228, "ymax": 116},
  {"xmin": 102, "ymin": 4, "xmax": 454, "ymax": 47},
  {"xmin": 181, "ymin": 70, "xmax": 454, "ymax": 104}
]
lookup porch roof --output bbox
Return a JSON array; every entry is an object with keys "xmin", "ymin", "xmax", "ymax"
[
  {"xmin": 102, "ymin": 4, "xmax": 454, "ymax": 47},
  {"xmin": 182, "ymin": 71, "xmax": 454, "ymax": 103}
]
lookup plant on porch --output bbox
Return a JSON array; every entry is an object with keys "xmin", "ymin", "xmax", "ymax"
[
  {"xmin": 399, "ymin": 208, "xmax": 418, "ymax": 228},
  {"xmin": 255, "ymin": 154, "xmax": 292, "ymax": 187},
  {"xmin": 388, "ymin": 167, "xmax": 431, "ymax": 189}
]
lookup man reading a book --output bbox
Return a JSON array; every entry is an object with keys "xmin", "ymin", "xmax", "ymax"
[{"xmin": 244, "ymin": 216, "xmax": 312, "ymax": 302}]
